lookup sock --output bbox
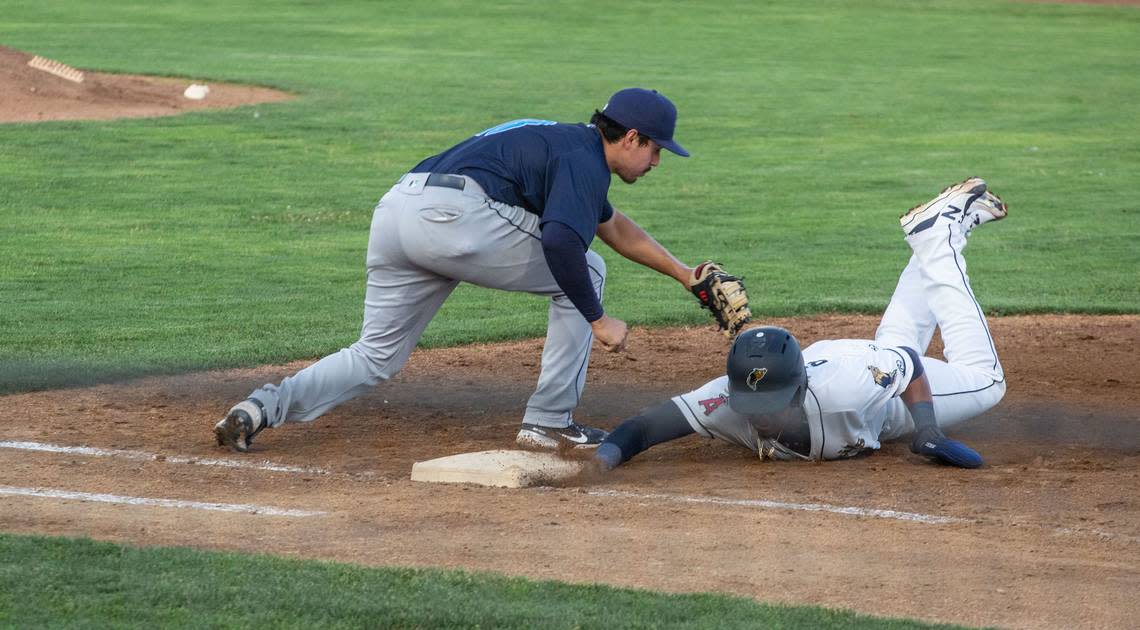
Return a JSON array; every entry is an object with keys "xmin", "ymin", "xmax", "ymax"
[{"xmin": 595, "ymin": 443, "xmax": 623, "ymax": 471}]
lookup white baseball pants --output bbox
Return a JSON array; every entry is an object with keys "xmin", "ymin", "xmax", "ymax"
[{"xmin": 874, "ymin": 219, "xmax": 1006, "ymax": 439}]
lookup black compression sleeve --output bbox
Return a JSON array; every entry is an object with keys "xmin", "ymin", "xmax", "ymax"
[
  {"xmin": 602, "ymin": 400, "xmax": 695, "ymax": 466},
  {"xmin": 540, "ymin": 221, "xmax": 604, "ymax": 322}
]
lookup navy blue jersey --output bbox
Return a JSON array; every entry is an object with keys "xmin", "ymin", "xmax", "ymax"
[{"xmin": 412, "ymin": 120, "xmax": 615, "ymax": 245}]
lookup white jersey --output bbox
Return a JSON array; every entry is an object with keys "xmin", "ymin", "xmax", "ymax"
[
  {"xmin": 673, "ymin": 339, "xmax": 920, "ymax": 461},
  {"xmin": 799, "ymin": 339, "xmax": 921, "ymax": 458}
]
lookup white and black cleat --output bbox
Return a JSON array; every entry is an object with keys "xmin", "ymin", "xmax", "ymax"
[
  {"xmin": 516, "ymin": 421, "xmax": 608, "ymax": 450},
  {"xmin": 962, "ymin": 187, "xmax": 1008, "ymax": 237},
  {"xmin": 901, "ymin": 177, "xmax": 1005, "ymax": 237},
  {"xmin": 214, "ymin": 399, "xmax": 267, "ymax": 453}
]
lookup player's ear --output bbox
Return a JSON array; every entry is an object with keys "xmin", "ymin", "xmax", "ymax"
[{"xmin": 622, "ymin": 128, "xmax": 640, "ymax": 146}]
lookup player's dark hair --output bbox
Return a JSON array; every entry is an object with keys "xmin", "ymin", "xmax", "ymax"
[{"xmin": 590, "ymin": 110, "xmax": 651, "ymax": 146}]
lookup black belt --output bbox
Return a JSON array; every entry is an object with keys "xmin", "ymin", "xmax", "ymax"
[{"xmin": 424, "ymin": 173, "xmax": 465, "ymax": 190}]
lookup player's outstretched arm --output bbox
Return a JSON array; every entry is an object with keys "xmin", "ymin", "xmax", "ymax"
[
  {"xmin": 597, "ymin": 211, "xmax": 752, "ymax": 338},
  {"xmin": 596, "ymin": 210, "xmax": 692, "ymax": 285},
  {"xmin": 901, "ymin": 369, "xmax": 984, "ymax": 469},
  {"xmin": 595, "ymin": 399, "xmax": 695, "ymax": 471}
]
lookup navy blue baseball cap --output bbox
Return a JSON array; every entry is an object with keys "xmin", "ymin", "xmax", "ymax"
[{"xmin": 601, "ymin": 88, "xmax": 690, "ymax": 157}]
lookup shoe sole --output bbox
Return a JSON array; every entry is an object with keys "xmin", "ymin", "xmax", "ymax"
[
  {"xmin": 515, "ymin": 429, "xmax": 601, "ymax": 450},
  {"xmin": 900, "ymin": 177, "xmax": 987, "ymax": 235},
  {"xmin": 977, "ymin": 190, "xmax": 1009, "ymax": 220},
  {"xmin": 214, "ymin": 415, "xmax": 250, "ymax": 452}
]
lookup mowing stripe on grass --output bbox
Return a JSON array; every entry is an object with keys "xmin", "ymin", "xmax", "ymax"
[
  {"xmin": 0, "ymin": 439, "xmax": 328, "ymax": 475},
  {"xmin": 0, "ymin": 485, "xmax": 326, "ymax": 517},
  {"xmin": 589, "ymin": 489, "xmax": 965, "ymax": 525}
]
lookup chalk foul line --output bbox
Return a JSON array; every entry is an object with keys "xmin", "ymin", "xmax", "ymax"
[
  {"xmin": 0, "ymin": 440, "xmax": 327, "ymax": 475},
  {"xmin": 0, "ymin": 485, "xmax": 325, "ymax": 517},
  {"xmin": 587, "ymin": 489, "xmax": 967, "ymax": 525},
  {"xmin": 586, "ymin": 489, "xmax": 1138, "ymax": 544},
  {"xmin": 5, "ymin": 439, "xmax": 1133, "ymax": 543}
]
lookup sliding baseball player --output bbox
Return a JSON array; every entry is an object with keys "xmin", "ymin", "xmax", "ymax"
[{"xmin": 595, "ymin": 178, "xmax": 1008, "ymax": 470}]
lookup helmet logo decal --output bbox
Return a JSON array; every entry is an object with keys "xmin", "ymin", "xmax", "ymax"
[
  {"xmin": 746, "ymin": 367, "xmax": 768, "ymax": 391},
  {"xmin": 867, "ymin": 365, "xmax": 898, "ymax": 388}
]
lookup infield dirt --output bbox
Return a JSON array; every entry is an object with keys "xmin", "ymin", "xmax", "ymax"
[{"xmin": 1, "ymin": 315, "xmax": 1137, "ymax": 630}]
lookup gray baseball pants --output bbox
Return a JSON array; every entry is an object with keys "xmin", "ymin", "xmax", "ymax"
[{"xmin": 247, "ymin": 174, "xmax": 606, "ymax": 429}]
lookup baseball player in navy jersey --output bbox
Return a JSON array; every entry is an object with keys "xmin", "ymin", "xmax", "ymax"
[
  {"xmin": 215, "ymin": 88, "xmax": 704, "ymax": 453},
  {"xmin": 595, "ymin": 178, "xmax": 1009, "ymax": 470}
]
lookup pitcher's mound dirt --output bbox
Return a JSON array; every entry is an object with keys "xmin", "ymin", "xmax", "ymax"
[{"xmin": 0, "ymin": 45, "xmax": 290, "ymax": 123}]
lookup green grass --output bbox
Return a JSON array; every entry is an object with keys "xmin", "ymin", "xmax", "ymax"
[
  {"xmin": 0, "ymin": 533, "xmax": 963, "ymax": 629},
  {"xmin": 0, "ymin": 0, "xmax": 1137, "ymax": 392}
]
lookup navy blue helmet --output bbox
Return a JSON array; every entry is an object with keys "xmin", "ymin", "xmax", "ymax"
[{"xmin": 727, "ymin": 327, "xmax": 807, "ymax": 415}]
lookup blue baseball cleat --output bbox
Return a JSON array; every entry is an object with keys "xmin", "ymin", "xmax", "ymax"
[{"xmin": 911, "ymin": 427, "xmax": 984, "ymax": 469}]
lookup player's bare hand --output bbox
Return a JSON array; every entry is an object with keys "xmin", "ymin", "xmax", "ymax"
[{"xmin": 591, "ymin": 315, "xmax": 628, "ymax": 352}]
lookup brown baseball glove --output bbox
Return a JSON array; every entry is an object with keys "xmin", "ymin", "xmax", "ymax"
[{"xmin": 688, "ymin": 261, "xmax": 752, "ymax": 338}]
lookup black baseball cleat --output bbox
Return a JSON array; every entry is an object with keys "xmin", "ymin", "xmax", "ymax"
[
  {"xmin": 214, "ymin": 399, "xmax": 267, "ymax": 453},
  {"xmin": 516, "ymin": 421, "xmax": 608, "ymax": 450}
]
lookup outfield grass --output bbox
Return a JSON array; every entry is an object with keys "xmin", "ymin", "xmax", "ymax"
[
  {"xmin": 1, "ymin": 0, "xmax": 1138, "ymax": 391},
  {"xmin": 0, "ymin": 533, "xmax": 964, "ymax": 629}
]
